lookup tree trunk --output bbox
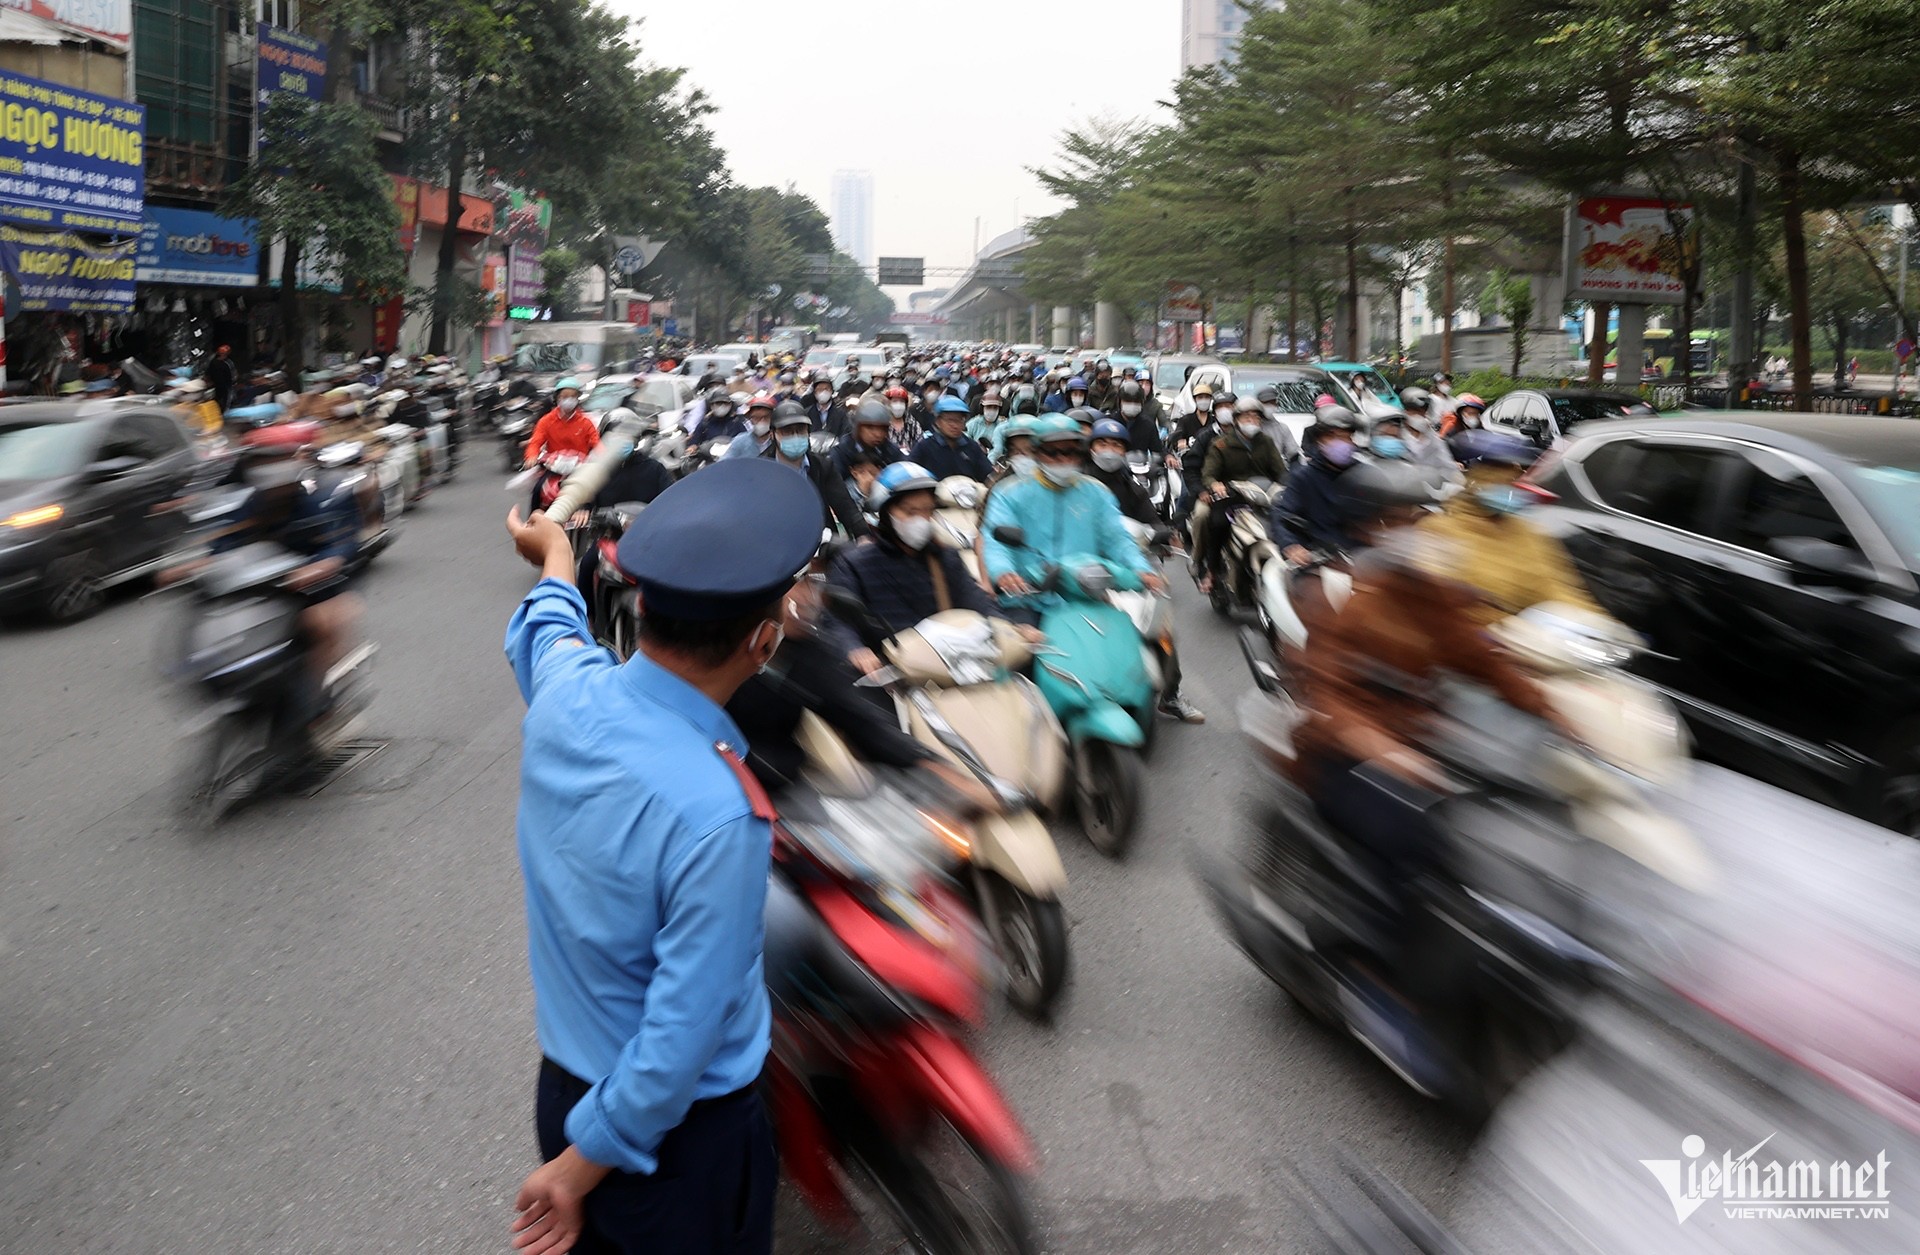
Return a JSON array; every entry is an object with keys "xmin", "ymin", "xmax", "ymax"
[
  {"xmin": 1511, "ymin": 326, "xmax": 1525, "ymax": 377},
  {"xmin": 1778, "ymin": 150, "xmax": 1814, "ymax": 409},
  {"xmin": 1440, "ymin": 234, "xmax": 1455, "ymax": 373},
  {"xmin": 1587, "ymin": 301, "xmax": 1611, "ymax": 385},
  {"xmin": 1392, "ymin": 283, "xmax": 1404, "ymax": 369},
  {"xmin": 1343, "ymin": 193, "xmax": 1360, "ymax": 361},
  {"xmin": 1286, "ymin": 225, "xmax": 1299, "ymax": 362},
  {"xmin": 1676, "ymin": 293, "xmax": 1695, "ymax": 394},
  {"xmin": 429, "ymin": 109, "xmax": 467, "ymax": 356},
  {"xmin": 1244, "ymin": 289, "xmax": 1258, "ymax": 357},
  {"xmin": 280, "ymin": 233, "xmax": 305, "ymax": 380}
]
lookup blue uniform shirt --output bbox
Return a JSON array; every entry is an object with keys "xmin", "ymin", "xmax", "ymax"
[{"xmin": 506, "ymin": 579, "xmax": 771, "ymax": 1174}]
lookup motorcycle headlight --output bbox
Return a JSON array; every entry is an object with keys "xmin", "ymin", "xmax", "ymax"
[{"xmin": 1076, "ymin": 563, "xmax": 1114, "ymax": 595}]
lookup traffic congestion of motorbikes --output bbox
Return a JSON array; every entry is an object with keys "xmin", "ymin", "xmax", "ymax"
[{"xmin": 12, "ymin": 335, "xmax": 1918, "ymax": 1255}]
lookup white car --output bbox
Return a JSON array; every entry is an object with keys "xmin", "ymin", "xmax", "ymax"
[{"xmin": 1171, "ymin": 363, "xmax": 1337, "ymax": 447}]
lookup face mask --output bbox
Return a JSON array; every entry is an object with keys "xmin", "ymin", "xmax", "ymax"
[
  {"xmin": 1039, "ymin": 461, "xmax": 1081, "ymax": 487},
  {"xmin": 893, "ymin": 514, "xmax": 934, "ymax": 550},
  {"xmin": 981, "ymin": 406, "xmax": 1001, "ymax": 421},
  {"xmin": 1237, "ymin": 421, "xmax": 1262, "ymax": 439},
  {"xmin": 752, "ymin": 619, "xmax": 785, "ymax": 674},
  {"xmin": 1195, "ymin": 399, "xmax": 1213, "ymax": 413},
  {"xmin": 750, "ymin": 420, "xmax": 770, "ymax": 437},
  {"xmin": 1322, "ymin": 437, "xmax": 1355, "ymax": 467},
  {"xmin": 1070, "ymin": 393, "xmax": 1086, "ymax": 406},
  {"xmin": 1475, "ymin": 485, "xmax": 1532, "ymax": 515},
  {"xmin": 711, "ymin": 406, "xmax": 731, "ymax": 420},
  {"xmin": 778, "ymin": 434, "xmax": 809, "ymax": 459},
  {"xmin": 1405, "ymin": 416, "xmax": 1432, "ymax": 434},
  {"xmin": 1370, "ymin": 434, "xmax": 1407, "ymax": 460},
  {"xmin": 815, "ymin": 389, "xmax": 832, "ymax": 404},
  {"xmin": 889, "ymin": 401, "xmax": 907, "ymax": 417},
  {"xmin": 1121, "ymin": 403, "xmax": 1142, "ymax": 418},
  {"xmin": 924, "ymin": 393, "xmax": 940, "ymax": 407},
  {"xmin": 1091, "ymin": 449, "xmax": 1125, "ymax": 472},
  {"xmin": 558, "ymin": 398, "xmax": 577, "ymax": 414},
  {"xmin": 1010, "ymin": 454, "xmax": 1037, "ymax": 479},
  {"xmin": 1461, "ymin": 413, "xmax": 1482, "ymax": 428}
]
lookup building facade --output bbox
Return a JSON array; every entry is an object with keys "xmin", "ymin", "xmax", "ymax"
[
  {"xmin": 829, "ymin": 168, "xmax": 872, "ymax": 270},
  {"xmin": 1180, "ymin": 0, "xmax": 1280, "ymax": 70}
]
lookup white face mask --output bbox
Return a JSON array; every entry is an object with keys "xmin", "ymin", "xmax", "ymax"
[
  {"xmin": 981, "ymin": 406, "xmax": 1001, "ymax": 421},
  {"xmin": 1010, "ymin": 453, "xmax": 1037, "ymax": 478},
  {"xmin": 1091, "ymin": 449, "xmax": 1125, "ymax": 472},
  {"xmin": 1120, "ymin": 402, "xmax": 1142, "ymax": 418},
  {"xmin": 1237, "ymin": 420, "xmax": 1262, "ymax": 439},
  {"xmin": 1195, "ymin": 399, "xmax": 1213, "ymax": 413},
  {"xmin": 815, "ymin": 389, "xmax": 832, "ymax": 404},
  {"xmin": 750, "ymin": 420, "xmax": 770, "ymax": 437},
  {"xmin": 558, "ymin": 397, "xmax": 577, "ymax": 414},
  {"xmin": 889, "ymin": 401, "xmax": 907, "ymax": 417},
  {"xmin": 893, "ymin": 514, "xmax": 933, "ymax": 549},
  {"xmin": 1069, "ymin": 392, "xmax": 1086, "ymax": 406},
  {"xmin": 1038, "ymin": 461, "xmax": 1081, "ymax": 487}
]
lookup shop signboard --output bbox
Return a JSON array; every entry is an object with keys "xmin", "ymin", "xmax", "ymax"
[
  {"xmin": 256, "ymin": 24, "xmax": 327, "ymax": 108},
  {"xmin": 136, "ymin": 206, "xmax": 256, "ymax": 287},
  {"xmin": 1564, "ymin": 194, "xmax": 1695, "ymax": 303},
  {"xmin": 0, "ymin": 0, "xmax": 131, "ymax": 49},
  {"xmin": 506, "ymin": 245, "xmax": 543, "ymax": 308},
  {"xmin": 0, "ymin": 223, "xmax": 135, "ymax": 310},
  {"xmin": 391, "ymin": 175, "xmax": 419, "ymax": 252},
  {"xmin": 0, "ymin": 69, "xmax": 143, "ymax": 231}
]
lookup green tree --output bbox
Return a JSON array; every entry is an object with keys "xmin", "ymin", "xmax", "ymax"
[{"xmin": 224, "ymin": 95, "xmax": 405, "ymax": 377}]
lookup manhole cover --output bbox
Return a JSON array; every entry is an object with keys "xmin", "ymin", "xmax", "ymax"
[{"xmin": 298, "ymin": 739, "xmax": 390, "ymax": 796}]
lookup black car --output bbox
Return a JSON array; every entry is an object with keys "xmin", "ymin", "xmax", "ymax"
[
  {"xmin": 0, "ymin": 400, "xmax": 206, "ymax": 622},
  {"xmin": 1482, "ymin": 388, "xmax": 1651, "ymax": 447},
  {"xmin": 1527, "ymin": 412, "xmax": 1920, "ymax": 834}
]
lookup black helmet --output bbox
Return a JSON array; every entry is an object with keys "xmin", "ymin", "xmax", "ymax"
[
  {"xmin": 1334, "ymin": 460, "xmax": 1448, "ymax": 521},
  {"xmin": 1311, "ymin": 404, "xmax": 1360, "ymax": 434},
  {"xmin": 1255, "ymin": 386, "xmax": 1279, "ymax": 407},
  {"xmin": 853, "ymin": 397, "xmax": 892, "ymax": 428},
  {"xmin": 1398, "ymin": 386, "xmax": 1432, "ymax": 412},
  {"xmin": 1118, "ymin": 379, "xmax": 1144, "ymax": 403},
  {"xmin": 1064, "ymin": 405, "xmax": 1102, "ymax": 430},
  {"xmin": 1213, "ymin": 390, "xmax": 1237, "ymax": 411},
  {"xmin": 704, "ymin": 386, "xmax": 733, "ymax": 409}
]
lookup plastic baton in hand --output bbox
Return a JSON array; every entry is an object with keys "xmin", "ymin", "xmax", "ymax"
[{"xmin": 541, "ymin": 410, "xmax": 647, "ymax": 522}]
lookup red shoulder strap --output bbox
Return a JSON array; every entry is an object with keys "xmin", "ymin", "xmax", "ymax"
[{"xmin": 714, "ymin": 742, "xmax": 778, "ymax": 823}]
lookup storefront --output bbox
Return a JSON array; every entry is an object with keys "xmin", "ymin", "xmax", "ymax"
[{"xmin": 126, "ymin": 204, "xmax": 262, "ymax": 368}]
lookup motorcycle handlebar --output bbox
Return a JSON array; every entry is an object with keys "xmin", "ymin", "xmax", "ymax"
[{"xmin": 542, "ymin": 417, "xmax": 646, "ymax": 521}]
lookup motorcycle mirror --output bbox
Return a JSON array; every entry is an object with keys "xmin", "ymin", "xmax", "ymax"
[{"xmin": 991, "ymin": 525, "xmax": 1026, "ymax": 548}]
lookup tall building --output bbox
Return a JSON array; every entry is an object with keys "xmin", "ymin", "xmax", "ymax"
[
  {"xmin": 830, "ymin": 169, "xmax": 873, "ymax": 270},
  {"xmin": 1180, "ymin": 0, "xmax": 1280, "ymax": 70}
]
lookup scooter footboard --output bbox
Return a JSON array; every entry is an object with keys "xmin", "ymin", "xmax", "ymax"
[{"xmin": 1069, "ymin": 703, "xmax": 1147, "ymax": 749}]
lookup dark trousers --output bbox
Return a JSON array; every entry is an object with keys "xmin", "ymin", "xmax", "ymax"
[{"xmin": 535, "ymin": 1059, "xmax": 776, "ymax": 1255}]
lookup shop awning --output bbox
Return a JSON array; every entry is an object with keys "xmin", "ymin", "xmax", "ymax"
[{"xmin": 0, "ymin": 9, "xmax": 82, "ymax": 44}]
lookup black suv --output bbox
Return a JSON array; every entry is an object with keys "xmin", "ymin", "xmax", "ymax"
[{"xmin": 1527, "ymin": 413, "xmax": 1920, "ymax": 835}]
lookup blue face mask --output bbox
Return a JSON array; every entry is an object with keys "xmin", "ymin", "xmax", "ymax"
[
  {"xmin": 1475, "ymin": 485, "xmax": 1533, "ymax": 515},
  {"xmin": 1370, "ymin": 434, "xmax": 1407, "ymax": 460},
  {"xmin": 778, "ymin": 435, "xmax": 810, "ymax": 459}
]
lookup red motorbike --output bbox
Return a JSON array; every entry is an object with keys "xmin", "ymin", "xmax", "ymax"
[{"xmin": 765, "ymin": 781, "xmax": 1039, "ymax": 1255}]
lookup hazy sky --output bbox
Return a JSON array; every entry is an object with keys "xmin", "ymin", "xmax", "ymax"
[{"xmin": 611, "ymin": 0, "xmax": 1179, "ymax": 295}]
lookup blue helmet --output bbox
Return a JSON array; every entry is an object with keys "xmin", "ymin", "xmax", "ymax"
[
  {"xmin": 1449, "ymin": 428, "xmax": 1536, "ymax": 468},
  {"xmin": 868, "ymin": 460, "xmax": 939, "ymax": 511},
  {"xmin": 554, "ymin": 377, "xmax": 582, "ymax": 394},
  {"xmin": 1089, "ymin": 418, "xmax": 1131, "ymax": 445},
  {"xmin": 934, "ymin": 395, "xmax": 970, "ymax": 416},
  {"xmin": 1066, "ymin": 375, "xmax": 1088, "ymax": 392}
]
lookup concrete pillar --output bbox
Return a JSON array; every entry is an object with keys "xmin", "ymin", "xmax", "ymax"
[
  {"xmin": 1051, "ymin": 305, "xmax": 1073, "ymax": 349},
  {"xmin": 1029, "ymin": 304, "xmax": 1043, "ymax": 344},
  {"xmin": 1249, "ymin": 306, "xmax": 1273, "ymax": 356},
  {"xmin": 1002, "ymin": 307, "xmax": 1017, "ymax": 342},
  {"xmin": 1614, "ymin": 302, "xmax": 1648, "ymax": 386},
  {"xmin": 1093, "ymin": 302, "xmax": 1125, "ymax": 351}
]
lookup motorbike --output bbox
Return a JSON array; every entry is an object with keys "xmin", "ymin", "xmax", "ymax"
[
  {"xmin": 310, "ymin": 439, "xmax": 396, "ymax": 572},
  {"xmin": 1126, "ymin": 450, "xmax": 1176, "ymax": 522},
  {"xmin": 167, "ymin": 489, "xmax": 376, "ymax": 823},
  {"xmin": 825, "ymin": 596, "xmax": 1073, "ymax": 1019},
  {"xmin": 1196, "ymin": 477, "xmax": 1279, "ymax": 619},
  {"xmin": 931, "ymin": 475, "xmax": 987, "ymax": 585},
  {"xmin": 991, "ymin": 525, "xmax": 1160, "ymax": 857},
  {"xmin": 1203, "ymin": 605, "xmax": 1702, "ymax": 1116},
  {"xmin": 496, "ymin": 396, "xmax": 535, "ymax": 474},
  {"xmin": 767, "ymin": 780, "xmax": 1039, "ymax": 1254},
  {"xmin": 1112, "ymin": 519, "xmax": 1178, "ymax": 748}
]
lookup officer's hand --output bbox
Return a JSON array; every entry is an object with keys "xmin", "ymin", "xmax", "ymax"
[
  {"xmin": 996, "ymin": 572, "xmax": 1033, "ymax": 596},
  {"xmin": 1283, "ymin": 545, "xmax": 1312, "ymax": 567},
  {"xmin": 849, "ymin": 648, "xmax": 884, "ymax": 676},
  {"xmin": 507, "ymin": 506, "xmax": 570, "ymax": 569},
  {"xmin": 1141, "ymin": 571, "xmax": 1168, "ymax": 595},
  {"xmin": 510, "ymin": 1146, "xmax": 610, "ymax": 1255}
]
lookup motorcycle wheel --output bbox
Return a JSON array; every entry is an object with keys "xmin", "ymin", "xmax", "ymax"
[
  {"xmin": 1207, "ymin": 572, "xmax": 1232, "ymax": 617},
  {"xmin": 984, "ymin": 872, "xmax": 1068, "ymax": 1019},
  {"xmin": 610, "ymin": 608, "xmax": 637, "ymax": 662},
  {"xmin": 887, "ymin": 1117, "xmax": 1039, "ymax": 1255},
  {"xmin": 1077, "ymin": 742, "xmax": 1142, "ymax": 858},
  {"xmin": 502, "ymin": 443, "xmax": 520, "ymax": 475},
  {"xmin": 180, "ymin": 711, "xmax": 274, "ymax": 823}
]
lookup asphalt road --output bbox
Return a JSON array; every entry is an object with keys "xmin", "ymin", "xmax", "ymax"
[{"xmin": 0, "ymin": 463, "xmax": 1466, "ymax": 1253}]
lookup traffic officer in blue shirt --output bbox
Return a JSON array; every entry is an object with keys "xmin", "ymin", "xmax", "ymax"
[{"xmin": 502, "ymin": 456, "xmax": 820, "ymax": 1255}]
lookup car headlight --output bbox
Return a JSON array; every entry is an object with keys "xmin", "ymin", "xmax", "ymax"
[{"xmin": 2, "ymin": 504, "xmax": 63, "ymax": 529}]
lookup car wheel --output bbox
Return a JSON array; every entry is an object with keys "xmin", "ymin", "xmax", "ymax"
[
  {"xmin": 1875, "ymin": 723, "xmax": 1920, "ymax": 839},
  {"xmin": 43, "ymin": 548, "xmax": 105, "ymax": 622}
]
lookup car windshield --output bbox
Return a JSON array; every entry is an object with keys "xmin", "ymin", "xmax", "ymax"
[
  {"xmin": 633, "ymin": 379, "xmax": 681, "ymax": 414},
  {"xmin": 1155, "ymin": 363, "xmax": 1194, "ymax": 390},
  {"xmin": 0, "ymin": 421, "xmax": 91, "ymax": 479},
  {"xmin": 1332, "ymin": 368, "xmax": 1392, "ymax": 400},
  {"xmin": 1850, "ymin": 463, "xmax": 1920, "ymax": 567},
  {"xmin": 1550, "ymin": 395, "xmax": 1633, "ymax": 429},
  {"xmin": 515, "ymin": 342, "xmax": 606, "ymax": 373},
  {"xmin": 584, "ymin": 383, "xmax": 629, "ymax": 412},
  {"xmin": 1231, "ymin": 369, "xmax": 1325, "ymax": 414}
]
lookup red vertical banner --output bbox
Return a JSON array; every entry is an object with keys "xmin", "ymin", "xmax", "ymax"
[
  {"xmin": 391, "ymin": 176, "xmax": 420, "ymax": 254},
  {"xmin": 627, "ymin": 299, "xmax": 649, "ymax": 327},
  {"xmin": 372, "ymin": 297, "xmax": 403, "ymax": 352},
  {"xmin": 483, "ymin": 252, "xmax": 507, "ymax": 325}
]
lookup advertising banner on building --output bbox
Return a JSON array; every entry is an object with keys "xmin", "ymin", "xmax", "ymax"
[
  {"xmin": 0, "ymin": 223, "xmax": 135, "ymax": 310},
  {"xmin": 493, "ymin": 186, "xmax": 551, "ymax": 252},
  {"xmin": 1164, "ymin": 282, "xmax": 1205, "ymax": 319},
  {"xmin": 0, "ymin": 0, "xmax": 131, "ymax": 49},
  {"xmin": 256, "ymin": 24, "xmax": 327, "ymax": 108},
  {"xmin": 136, "ymin": 206, "xmax": 256, "ymax": 287},
  {"xmin": 506, "ymin": 245, "xmax": 543, "ymax": 309},
  {"xmin": 391, "ymin": 175, "xmax": 419, "ymax": 252},
  {"xmin": 1565, "ymin": 194, "xmax": 1695, "ymax": 303},
  {"xmin": 0, "ymin": 69, "xmax": 143, "ymax": 231}
]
